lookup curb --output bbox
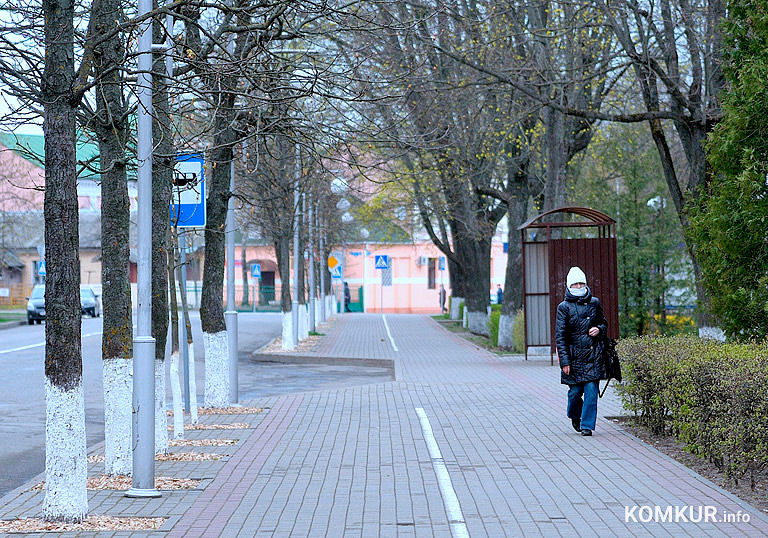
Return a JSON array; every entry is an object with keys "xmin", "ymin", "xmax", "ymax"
[
  {"xmin": 250, "ymin": 351, "xmax": 395, "ymax": 373},
  {"xmin": 0, "ymin": 319, "xmax": 26, "ymax": 331}
]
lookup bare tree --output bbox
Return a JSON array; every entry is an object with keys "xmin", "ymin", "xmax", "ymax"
[
  {"xmin": 40, "ymin": 0, "xmax": 90, "ymax": 522},
  {"xmin": 87, "ymin": 0, "xmax": 134, "ymax": 476}
]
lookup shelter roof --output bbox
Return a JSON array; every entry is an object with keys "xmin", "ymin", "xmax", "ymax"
[{"xmin": 517, "ymin": 207, "xmax": 615, "ymax": 230}]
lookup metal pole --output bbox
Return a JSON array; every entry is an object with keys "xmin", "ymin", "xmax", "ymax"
[
  {"xmin": 127, "ymin": 0, "xmax": 159, "ymax": 497},
  {"xmin": 318, "ymin": 208, "xmax": 325, "ymax": 322},
  {"xmin": 180, "ymin": 231, "xmax": 190, "ymax": 413},
  {"xmin": 292, "ymin": 143, "xmax": 300, "ymax": 347},
  {"xmin": 226, "ymin": 160, "xmax": 238, "ymax": 404},
  {"xmin": 308, "ymin": 194, "xmax": 315, "ymax": 332}
]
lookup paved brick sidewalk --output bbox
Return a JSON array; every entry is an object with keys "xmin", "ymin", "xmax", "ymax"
[{"xmin": 2, "ymin": 313, "xmax": 767, "ymax": 537}]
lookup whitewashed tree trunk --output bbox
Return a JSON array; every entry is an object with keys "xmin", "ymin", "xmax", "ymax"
[
  {"xmin": 204, "ymin": 330, "xmax": 229, "ymax": 407},
  {"xmin": 462, "ymin": 306, "xmax": 468, "ymax": 328},
  {"xmin": 468, "ymin": 310, "xmax": 490, "ymax": 336},
  {"xmin": 281, "ymin": 311, "xmax": 295, "ymax": 350},
  {"xmin": 155, "ymin": 359, "xmax": 168, "ymax": 454},
  {"xmin": 102, "ymin": 359, "xmax": 132, "ymax": 476},
  {"xmin": 43, "ymin": 379, "xmax": 87, "ymax": 522},
  {"xmin": 188, "ymin": 342, "xmax": 199, "ymax": 424},
  {"xmin": 451, "ymin": 297, "xmax": 464, "ymax": 320},
  {"xmin": 170, "ymin": 351, "xmax": 183, "ymax": 439},
  {"xmin": 497, "ymin": 313, "xmax": 514, "ymax": 350},
  {"xmin": 699, "ymin": 326, "xmax": 726, "ymax": 342}
]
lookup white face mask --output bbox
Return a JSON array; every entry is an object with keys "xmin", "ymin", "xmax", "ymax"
[{"xmin": 569, "ymin": 286, "xmax": 588, "ymax": 297}]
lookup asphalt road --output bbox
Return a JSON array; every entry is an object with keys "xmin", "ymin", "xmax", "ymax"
[{"xmin": 0, "ymin": 312, "xmax": 283, "ymax": 497}]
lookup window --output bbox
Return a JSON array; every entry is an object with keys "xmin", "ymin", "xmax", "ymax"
[{"xmin": 427, "ymin": 258, "xmax": 436, "ymax": 289}]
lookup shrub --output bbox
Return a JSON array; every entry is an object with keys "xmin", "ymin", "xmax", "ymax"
[
  {"xmin": 512, "ymin": 309, "xmax": 525, "ymax": 353},
  {"xmin": 617, "ymin": 336, "xmax": 768, "ymax": 488},
  {"xmin": 458, "ymin": 302, "xmax": 464, "ymax": 320},
  {"xmin": 489, "ymin": 309, "xmax": 501, "ymax": 345}
]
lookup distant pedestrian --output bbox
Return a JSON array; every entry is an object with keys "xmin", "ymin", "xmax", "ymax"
[
  {"xmin": 343, "ymin": 282, "xmax": 351, "ymax": 312},
  {"xmin": 496, "ymin": 284, "xmax": 503, "ymax": 305},
  {"xmin": 439, "ymin": 284, "xmax": 446, "ymax": 314},
  {"xmin": 556, "ymin": 267, "xmax": 608, "ymax": 437}
]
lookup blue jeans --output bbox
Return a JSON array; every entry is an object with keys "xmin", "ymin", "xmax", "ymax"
[{"xmin": 567, "ymin": 380, "xmax": 599, "ymax": 431}]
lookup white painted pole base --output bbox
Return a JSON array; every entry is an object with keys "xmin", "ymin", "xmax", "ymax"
[
  {"xmin": 225, "ymin": 310, "xmax": 238, "ymax": 404},
  {"xmin": 169, "ymin": 352, "xmax": 183, "ymax": 439},
  {"xmin": 188, "ymin": 342, "xmax": 199, "ymax": 424}
]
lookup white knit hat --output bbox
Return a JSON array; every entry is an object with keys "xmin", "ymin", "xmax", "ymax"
[{"xmin": 566, "ymin": 266, "xmax": 587, "ymax": 288}]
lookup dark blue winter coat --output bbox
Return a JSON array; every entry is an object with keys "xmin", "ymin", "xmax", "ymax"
[{"xmin": 555, "ymin": 287, "xmax": 608, "ymax": 385}]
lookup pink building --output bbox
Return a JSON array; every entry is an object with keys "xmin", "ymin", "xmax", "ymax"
[{"xmin": 221, "ymin": 240, "xmax": 509, "ymax": 314}]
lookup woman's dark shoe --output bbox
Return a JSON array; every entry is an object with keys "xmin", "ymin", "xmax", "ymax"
[
  {"xmin": 571, "ymin": 419, "xmax": 581, "ymax": 432},
  {"xmin": 580, "ymin": 429, "xmax": 592, "ymax": 436}
]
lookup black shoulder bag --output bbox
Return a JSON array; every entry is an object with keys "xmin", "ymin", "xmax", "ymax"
[{"xmin": 599, "ymin": 337, "xmax": 622, "ymax": 398}]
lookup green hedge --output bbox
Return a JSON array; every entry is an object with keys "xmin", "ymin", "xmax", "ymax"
[
  {"xmin": 489, "ymin": 309, "xmax": 501, "ymax": 345},
  {"xmin": 616, "ymin": 336, "xmax": 768, "ymax": 488},
  {"xmin": 512, "ymin": 309, "xmax": 524, "ymax": 353},
  {"xmin": 458, "ymin": 302, "xmax": 464, "ymax": 320}
]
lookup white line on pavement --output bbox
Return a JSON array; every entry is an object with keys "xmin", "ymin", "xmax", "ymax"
[
  {"xmin": 0, "ymin": 331, "xmax": 102, "ymax": 355},
  {"xmin": 415, "ymin": 407, "xmax": 470, "ymax": 538},
  {"xmin": 382, "ymin": 314, "xmax": 398, "ymax": 352}
]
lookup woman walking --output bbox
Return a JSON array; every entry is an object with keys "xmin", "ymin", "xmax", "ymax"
[{"xmin": 556, "ymin": 267, "xmax": 608, "ymax": 436}]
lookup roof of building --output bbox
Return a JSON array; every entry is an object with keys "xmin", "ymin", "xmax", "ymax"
[
  {"xmin": 0, "ymin": 132, "xmax": 101, "ymax": 180},
  {"xmin": 0, "ymin": 248, "xmax": 24, "ymax": 269}
]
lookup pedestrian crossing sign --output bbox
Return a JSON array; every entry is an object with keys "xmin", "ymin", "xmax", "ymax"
[
  {"xmin": 375, "ymin": 255, "xmax": 390, "ymax": 270},
  {"xmin": 330, "ymin": 265, "xmax": 342, "ymax": 279}
]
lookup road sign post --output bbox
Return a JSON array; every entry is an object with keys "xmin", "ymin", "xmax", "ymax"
[{"xmin": 374, "ymin": 255, "xmax": 390, "ymax": 314}]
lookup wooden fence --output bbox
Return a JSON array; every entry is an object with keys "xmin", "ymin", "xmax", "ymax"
[{"xmin": 0, "ymin": 284, "xmax": 31, "ymax": 307}]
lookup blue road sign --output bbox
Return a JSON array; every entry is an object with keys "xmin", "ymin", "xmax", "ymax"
[
  {"xmin": 251, "ymin": 264, "xmax": 261, "ymax": 278},
  {"xmin": 171, "ymin": 153, "xmax": 206, "ymax": 228},
  {"xmin": 330, "ymin": 265, "xmax": 342, "ymax": 278},
  {"xmin": 439, "ymin": 256, "xmax": 445, "ymax": 271},
  {"xmin": 374, "ymin": 255, "xmax": 390, "ymax": 270},
  {"xmin": 37, "ymin": 260, "xmax": 46, "ymax": 276}
]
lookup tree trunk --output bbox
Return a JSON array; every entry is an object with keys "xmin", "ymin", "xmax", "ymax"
[
  {"xmin": 151, "ymin": 22, "xmax": 172, "ymax": 452},
  {"xmin": 42, "ymin": 0, "xmax": 87, "ymax": 520},
  {"xmin": 498, "ymin": 167, "xmax": 529, "ymax": 349},
  {"xmin": 460, "ymin": 234, "xmax": 492, "ymax": 336},
  {"xmin": 201, "ymin": 105, "xmax": 234, "ymax": 407},
  {"xmin": 93, "ymin": 0, "xmax": 133, "ymax": 474}
]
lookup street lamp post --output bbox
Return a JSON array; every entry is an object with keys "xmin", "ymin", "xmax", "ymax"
[
  {"xmin": 318, "ymin": 208, "xmax": 326, "ymax": 322},
  {"xmin": 126, "ymin": 0, "xmax": 159, "ymax": 498},
  {"xmin": 292, "ymin": 143, "xmax": 301, "ymax": 348},
  {"xmin": 308, "ymin": 194, "xmax": 315, "ymax": 332}
]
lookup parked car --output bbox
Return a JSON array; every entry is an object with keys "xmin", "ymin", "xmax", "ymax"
[
  {"xmin": 26, "ymin": 284, "xmax": 101, "ymax": 324},
  {"xmin": 80, "ymin": 286, "xmax": 101, "ymax": 318},
  {"xmin": 26, "ymin": 284, "xmax": 45, "ymax": 325}
]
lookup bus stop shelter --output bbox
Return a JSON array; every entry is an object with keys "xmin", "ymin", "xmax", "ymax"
[{"xmin": 518, "ymin": 207, "xmax": 619, "ymax": 362}]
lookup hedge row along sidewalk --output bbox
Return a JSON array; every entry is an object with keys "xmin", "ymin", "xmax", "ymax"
[{"xmin": 617, "ymin": 336, "xmax": 768, "ymax": 490}]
